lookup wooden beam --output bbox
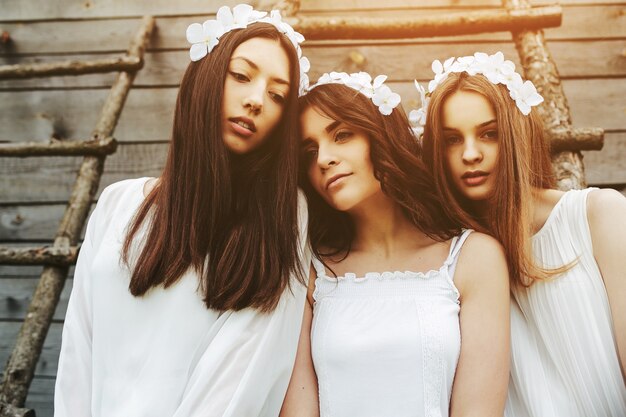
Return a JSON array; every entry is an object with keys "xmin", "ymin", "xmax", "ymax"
[
  {"xmin": 0, "ymin": 137, "xmax": 117, "ymax": 157},
  {"xmin": 0, "ymin": 246, "xmax": 78, "ymax": 266},
  {"xmin": 0, "ymin": 56, "xmax": 142, "ymax": 80},
  {"xmin": 548, "ymin": 127, "xmax": 604, "ymax": 153},
  {"xmin": 504, "ymin": 0, "xmax": 586, "ymax": 190},
  {"xmin": 289, "ymin": 5, "xmax": 562, "ymax": 40},
  {"xmin": 0, "ymin": 16, "xmax": 155, "ymax": 408}
]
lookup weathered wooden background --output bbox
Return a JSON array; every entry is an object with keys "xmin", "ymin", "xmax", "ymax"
[{"xmin": 1, "ymin": 0, "xmax": 624, "ymax": 414}]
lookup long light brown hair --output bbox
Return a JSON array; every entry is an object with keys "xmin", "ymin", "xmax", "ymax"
[
  {"xmin": 299, "ymin": 84, "xmax": 460, "ymax": 263},
  {"xmin": 421, "ymin": 71, "xmax": 559, "ymax": 287},
  {"xmin": 122, "ymin": 23, "xmax": 303, "ymax": 312}
]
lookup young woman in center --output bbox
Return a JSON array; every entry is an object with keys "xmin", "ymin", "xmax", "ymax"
[
  {"xmin": 281, "ymin": 71, "xmax": 510, "ymax": 417},
  {"xmin": 55, "ymin": 5, "xmax": 312, "ymax": 416},
  {"xmin": 419, "ymin": 52, "xmax": 626, "ymax": 416}
]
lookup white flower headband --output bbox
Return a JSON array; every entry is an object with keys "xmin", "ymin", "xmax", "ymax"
[
  {"xmin": 186, "ymin": 4, "xmax": 311, "ymax": 96},
  {"xmin": 409, "ymin": 51, "xmax": 544, "ymax": 135},
  {"xmin": 306, "ymin": 71, "xmax": 401, "ymax": 116}
]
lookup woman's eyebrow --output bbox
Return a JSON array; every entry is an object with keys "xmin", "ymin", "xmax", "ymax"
[
  {"xmin": 478, "ymin": 119, "xmax": 497, "ymax": 127},
  {"xmin": 325, "ymin": 120, "xmax": 341, "ymax": 133},
  {"xmin": 443, "ymin": 119, "xmax": 497, "ymax": 131}
]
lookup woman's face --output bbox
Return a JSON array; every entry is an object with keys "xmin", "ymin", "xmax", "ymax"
[
  {"xmin": 301, "ymin": 106, "xmax": 383, "ymax": 212},
  {"xmin": 222, "ymin": 37, "xmax": 291, "ymax": 154},
  {"xmin": 442, "ymin": 90, "xmax": 500, "ymax": 202}
]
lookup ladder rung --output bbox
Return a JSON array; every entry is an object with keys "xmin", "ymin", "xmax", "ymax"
[
  {"xmin": 0, "ymin": 56, "xmax": 142, "ymax": 80},
  {"xmin": 548, "ymin": 127, "xmax": 604, "ymax": 153},
  {"xmin": 0, "ymin": 245, "xmax": 79, "ymax": 266},
  {"xmin": 0, "ymin": 136, "xmax": 117, "ymax": 157},
  {"xmin": 290, "ymin": 5, "xmax": 562, "ymax": 40}
]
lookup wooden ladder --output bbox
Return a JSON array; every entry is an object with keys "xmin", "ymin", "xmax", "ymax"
[{"xmin": 0, "ymin": 16, "xmax": 154, "ymax": 417}]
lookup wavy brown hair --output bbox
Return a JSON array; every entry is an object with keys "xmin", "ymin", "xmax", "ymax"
[
  {"xmin": 122, "ymin": 23, "xmax": 303, "ymax": 312},
  {"xmin": 421, "ymin": 71, "xmax": 562, "ymax": 288},
  {"xmin": 299, "ymin": 84, "xmax": 460, "ymax": 263}
]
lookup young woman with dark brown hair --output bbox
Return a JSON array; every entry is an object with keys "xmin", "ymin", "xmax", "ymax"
[
  {"xmin": 280, "ymin": 72, "xmax": 510, "ymax": 417},
  {"xmin": 55, "ymin": 5, "xmax": 312, "ymax": 416},
  {"xmin": 419, "ymin": 52, "xmax": 626, "ymax": 417}
]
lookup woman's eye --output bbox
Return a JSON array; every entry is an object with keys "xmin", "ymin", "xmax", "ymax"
[
  {"xmin": 230, "ymin": 71, "xmax": 249, "ymax": 82},
  {"xmin": 270, "ymin": 92, "xmax": 285, "ymax": 104},
  {"xmin": 483, "ymin": 130, "xmax": 498, "ymax": 139},
  {"xmin": 335, "ymin": 131, "xmax": 352, "ymax": 142},
  {"xmin": 444, "ymin": 135, "xmax": 462, "ymax": 145}
]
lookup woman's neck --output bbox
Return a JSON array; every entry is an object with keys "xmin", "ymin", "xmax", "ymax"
[
  {"xmin": 348, "ymin": 194, "xmax": 426, "ymax": 257},
  {"xmin": 530, "ymin": 187, "xmax": 565, "ymax": 234}
]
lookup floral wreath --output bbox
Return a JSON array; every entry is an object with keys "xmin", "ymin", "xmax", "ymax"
[
  {"xmin": 185, "ymin": 4, "xmax": 310, "ymax": 96},
  {"xmin": 306, "ymin": 71, "xmax": 401, "ymax": 116},
  {"xmin": 409, "ymin": 51, "xmax": 544, "ymax": 136}
]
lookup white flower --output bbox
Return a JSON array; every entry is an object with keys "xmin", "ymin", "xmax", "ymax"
[
  {"xmin": 411, "ymin": 125, "xmax": 424, "ymax": 137},
  {"xmin": 502, "ymin": 71, "xmax": 523, "ymax": 91},
  {"xmin": 428, "ymin": 57, "xmax": 454, "ymax": 93},
  {"xmin": 409, "ymin": 107, "xmax": 427, "ymax": 128},
  {"xmin": 450, "ymin": 55, "xmax": 475, "ymax": 73},
  {"xmin": 346, "ymin": 71, "xmax": 371, "ymax": 86},
  {"xmin": 300, "ymin": 56, "xmax": 310, "ymax": 73},
  {"xmin": 510, "ymin": 80, "xmax": 544, "ymax": 115},
  {"xmin": 372, "ymin": 84, "xmax": 401, "ymax": 115},
  {"xmin": 414, "ymin": 80, "xmax": 426, "ymax": 106},
  {"xmin": 299, "ymin": 72, "xmax": 310, "ymax": 96},
  {"xmin": 470, "ymin": 52, "xmax": 490, "ymax": 76},
  {"xmin": 330, "ymin": 72, "xmax": 350, "ymax": 84},
  {"xmin": 409, "ymin": 80, "xmax": 428, "ymax": 128},
  {"xmin": 261, "ymin": 10, "xmax": 304, "ymax": 48},
  {"xmin": 348, "ymin": 72, "xmax": 379, "ymax": 97},
  {"xmin": 186, "ymin": 20, "xmax": 225, "ymax": 61},
  {"xmin": 316, "ymin": 73, "xmax": 333, "ymax": 85},
  {"xmin": 217, "ymin": 4, "xmax": 266, "ymax": 31},
  {"xmin": 473, "ymin": 51, "xmax": 505, "ymax": 84},
  {"xmin": 307, "ymin": 71, "xmax": 400, "ymax": 115}
]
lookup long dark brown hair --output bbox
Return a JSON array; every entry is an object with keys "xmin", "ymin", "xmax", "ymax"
[
  {"xmin": 122, "ymin": 23, "xmax": 303, "ymax": 312},
  {"xmin": 421, "ymin": 72, "xmax": 561, "ymax": 288},
  {"xmin": 299, "ymin": 84, "xmax": 460, "ymax": 263}
]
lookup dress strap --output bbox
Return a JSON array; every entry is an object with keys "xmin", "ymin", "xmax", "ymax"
[
  {"xmin": 311, "ymin": 256, "xmax": 326, "ymax": 278},
  {"xmin": 444, "ymin": 229, "xmax": 474, "ymax": 281}
]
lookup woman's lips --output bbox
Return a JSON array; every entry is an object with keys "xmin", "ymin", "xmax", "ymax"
[
  {"xmin": 462, "ymin": 172, "xmax": 489, "ymax": 186},
  {"xmin": 326, "ymin": 173, "xmax": 352, "ymax": 190},
  {"xmin": 228, "ymin": 118, "xmax": 256, "ymax": 137}
]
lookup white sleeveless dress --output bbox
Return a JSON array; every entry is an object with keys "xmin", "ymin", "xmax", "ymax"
[
  {"xmin": 310, "ymin": 229, "xmax": 473, "ymax": 417},
  {"xmin": 505, "ymin": 188, "xmax": 626, "ymax": 417}
]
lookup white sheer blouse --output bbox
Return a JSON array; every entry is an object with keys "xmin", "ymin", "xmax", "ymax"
[
  {"xmin": 506, "ymin": 188, "xmax": 626, "ymax": 417},
  {"xmin": 54, "ymin": 178, "xmax": 311, "ymax": 417}
]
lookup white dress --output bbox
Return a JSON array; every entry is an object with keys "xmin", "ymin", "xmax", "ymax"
[
  {"xmin": 506, "ymin": 188, "xmax": 626, "ymax": 417},
  {"xmin": 310, "ymin": 229, "xmax": 473, "ymax": 417},
  {"xmin": 54, "ymin": 178, "xmax": 311, "ymax": 417}
]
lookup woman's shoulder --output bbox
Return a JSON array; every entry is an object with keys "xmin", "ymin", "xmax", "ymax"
[
  {"xmin": 586, "ymin": 188, "xmax": 626, "ymax": 237},
  {"xmin": 98, "ymin": 178, "xmax": 152, "ymax": 204},
  {"xmin": 587, "ymin": 188, "xmax": 626, "ymax": 217},
  {"xmin": 91, "ymin": 177, "xmax": 153, "ymax": 221},
  {"xmin": 459, "ymin": 231, "xmax": 502, "ymax": 255},
  {"xmin": 454, "ymin": 231, "xmax": 509, "ymax": 294}
]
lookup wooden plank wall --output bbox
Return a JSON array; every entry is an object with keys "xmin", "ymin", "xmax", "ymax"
[{"xmin": 1, "ymin": 0, "xmax": 624, "ymax": 414}]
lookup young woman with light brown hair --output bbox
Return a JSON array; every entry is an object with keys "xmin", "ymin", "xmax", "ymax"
[
  {"xmin": 420, "ymin": 52, "xmax": 626, "ymax": 417},
  {"xmin": 281, "ymin": 71, "xmax": 510, "ymax": 417},
  {"xmin": 55, "ymin": 5, "xmax": 312, "ymax": 416}
]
